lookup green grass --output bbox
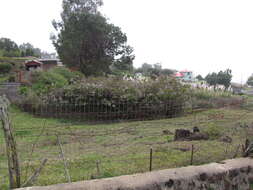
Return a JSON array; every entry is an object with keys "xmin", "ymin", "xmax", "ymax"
[{"xmin": 1, "ymin": 104, "xmax": 253, "ymax": 189}]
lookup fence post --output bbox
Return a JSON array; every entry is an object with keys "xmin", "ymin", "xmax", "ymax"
[
  {"xmin": 96, "ymin": 160, "xmax": 101, "ymax": 176},
  {"xmin": 56, "ymin": 135, "xmax": 71, "ymax": 183},
  {"xmin": 0, "ymin": 95, "xmax": 21, "ymax": 188},
  {"xmin": 190, "ymin": 144, "xmax": 194, "ymax": 165},
  {"xmin": 149, "ymin": 147, "xmax": 153, "ymax": 171}
]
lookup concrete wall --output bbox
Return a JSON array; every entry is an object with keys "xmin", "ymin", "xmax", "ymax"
[
  {"xmin": 17, "ymin": 158, "xmax": 253, "ymax": 190},
  {"xmin": 0, "ymin": 83, "xmax": 21, "ymax": 102}
]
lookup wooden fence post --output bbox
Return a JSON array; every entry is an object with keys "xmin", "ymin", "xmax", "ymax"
[
  {"xmin": 149, "ymin": 147, "xmax": 153, "ymax": 171},
  {"xmin": 0, "ymin": 95, "xmax": 21, "ymax": 188},
  {"xmin": 56, "ymin": 135, "xmax": 71, "ymax": 183},
  {"xmin": 96, "ymin": 160, "xmax": 101, "ymax": 176},
  {"xmin": 190, "ymin": 144, "xmax": 194, "ymax": 165}
]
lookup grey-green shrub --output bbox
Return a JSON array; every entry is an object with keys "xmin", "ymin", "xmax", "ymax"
[{"xmin": 0, "ymin": 63, "xmax": 12, "ymax": 74}]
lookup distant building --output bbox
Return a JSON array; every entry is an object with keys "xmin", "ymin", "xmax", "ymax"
[
  {"xmin": 25, "ymin": 60, "xmax": 43, "ymax": 71},
  {"xmin": 230, "ymin": 83, "xmax": 244, "ymax": 95},
  {"xmin": 174, "ymin": 70, "xmax": 195, "ymax": 82},
  {"xmin": 25, "ymin": 59, "xmax": 62, "ymax": 71}
]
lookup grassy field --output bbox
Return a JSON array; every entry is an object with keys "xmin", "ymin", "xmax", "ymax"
[{"xmin": 1, "ymin": 102, "xmax": 253, "ymax": 188}]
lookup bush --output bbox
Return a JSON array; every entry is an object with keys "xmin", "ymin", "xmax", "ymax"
[
  {"xmin": 51, "ymin": 67, "xmax": 83, "ymax": 82},
  {"xmin": 28, "ymin": 68, "xmax": 83, "ymax": 95},
  {"xmin": 30, "ymin": 70, "xmax": 68, "ymax": 95},
  {"xmin": 8, "ymin": 74, "xmax": 16, "ymax": 82},
  {"xmin": 190, "ymin": 88, "xmax": 242, "ymax": 109},
  {"xmin": 20, "ymin": 76, "xmax": 191, "ymax": 121},
  {"xmin": 203, "ymin": 124, "xmax": 222, "ymax": 139},
  {"xmin": 0, "ymin": 63, "xmax": 12, "ymax": 74},
  {"xmin": 44, "ymin": 76, "xmax": 190, "ymax": 104}
]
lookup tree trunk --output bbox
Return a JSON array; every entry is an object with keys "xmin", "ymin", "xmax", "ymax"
[{"xmin": 0, "ymin": 95, "xmax": 21, "ymax": 188}]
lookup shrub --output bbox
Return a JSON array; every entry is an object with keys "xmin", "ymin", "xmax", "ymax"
[
  {"xmin": 20, "ymin": 76, "xmax": 191, "ymax": 121},
  {"xmin": 203, "ymin": 124, "xmax": 222, "ymax": 139},
  {"xmin": 0, "ymin": 63, "xmax": 12, "ymax": 74},
  {"xmin": 8, "ymin": 74, "xmax": 16, "ymax": 82},
  {"xmin": 44, "ymin": 76, "xmax": 190, "ymax": 104},
  {"xmin": 30, "ymin": 70, "xmax": 68, "ymax": 95},
  {"xmin": 51, "ymin": 67, "xmax": 83, "ymax": 82},
  {"xmin": 190, "ymin": 88, "xmax": 242, "ymax": 109}
]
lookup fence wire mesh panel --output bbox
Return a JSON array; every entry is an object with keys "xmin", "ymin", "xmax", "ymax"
[
  {"xmin": 18, "ymin": 94, "xmax": 186, "ymax": 123},
  {"xmin": 0, "ymin": 100, "xmax": 249, "ymax": 188}
]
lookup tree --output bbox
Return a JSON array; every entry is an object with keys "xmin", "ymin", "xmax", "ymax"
[
  {"xmin": 161, "ymin": 69, "xmax": 174, "ymax": 76},
  {"xmin": 51, "ymin": 0, "xmax": 134, "ymax": 76},
  {"xmin": 111, "ymin": 46, "xmax": 135, "ymax": 74},
  {"xmin": 205, "ymin": 69, "xmax": 232, "ymax": 91},
  {"xmin": 196, "ymin": 74, "xmax": 204, "ymax": 81},
  {"xmin": 247, "ymin": 75, "xmax": 253, "ymax": 86},
  {"xmin": 217, "ymin": 69, "xmax": 232, "ymax": 90},
  {"xmin": 0, "ymin": 38, "xmax": 20, "ymax": 57},
  {"xmin": 205, "ymin": 72, "xmax": 218, "ymax": 89},
  {"xmin": 135, "ymin": 63, "xmax": 174, "ymax": 77},
  {"xmin": 153, "ymin": 63, "xmax": 162, "ymax": 70}
]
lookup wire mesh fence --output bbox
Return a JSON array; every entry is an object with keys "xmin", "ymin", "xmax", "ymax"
[{"xmin": 18, "ymin": 98, "xmax": 186, "ymax": 123}]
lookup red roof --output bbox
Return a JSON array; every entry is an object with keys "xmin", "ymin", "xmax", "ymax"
[
  {"xmin": 175, "ymin": 72, "xmax": 183, "ymax": 77},
  {"xmin": 25, "ymin": 60, "xmax": 42, "ymax": 66}
]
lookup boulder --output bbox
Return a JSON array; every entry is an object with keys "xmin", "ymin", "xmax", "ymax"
[
  {"xmin": 174, "ymin": 129, "xmax": 191, "ymax": 141},
  {"xmin": 187, "ymin": 132, "xmax": 209, "ymax": 141}
]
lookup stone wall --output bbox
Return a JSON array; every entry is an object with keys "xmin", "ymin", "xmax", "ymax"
[
  {"xmin": 17, "ymin": 158, "xmax": 253, "ymax": 190},
  {"xmin": 0, "ymin": 83, "xmax": 21, "ymax": 102}
]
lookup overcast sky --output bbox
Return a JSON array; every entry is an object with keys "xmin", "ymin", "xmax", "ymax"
[{"xmin": 0, "ymin": 0, "xmax": 253, "ymax": 83}]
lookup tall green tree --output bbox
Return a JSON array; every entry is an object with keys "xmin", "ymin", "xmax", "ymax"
[
  {"xmin": 19, "ymin": 43, "xmax": 42, "ymax": 57},
  {"xmin": 217, "ymin": 69, "xmax": 232, "ymax": 90},
  {"xmin": 0, "ymin": 38, "xmax": 20, "ymax": 57},
  {"xmin": 51, "ymin": 0, "xmax": 134, "ymax": 76},
  {"xmin": 205, "ymin": 72, "xmax": 218, "ymax": 89},
  {"xmin": 205, "ymin": 69, "xmax": 232, "ymax": 91},
  {"xmin": 196, "ymin": 74, "xmax": 204, "ymax": 81},
  {"xmin": 135, "ymin": 63, "xmax": 174, "ymax": 77}
]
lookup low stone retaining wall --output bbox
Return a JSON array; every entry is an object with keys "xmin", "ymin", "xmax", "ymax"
[{"xmin": 17, "ymin": 158, "xmax": 253, "ymax": 190}]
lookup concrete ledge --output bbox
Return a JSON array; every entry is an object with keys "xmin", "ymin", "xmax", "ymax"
[{"xmin": 17, "ymin": 158, "xmax": 253, "ymax": 190}]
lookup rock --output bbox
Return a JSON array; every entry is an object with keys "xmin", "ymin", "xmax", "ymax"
[
  {"xmin": 193, "ymin": 126, "xmax": 200, "ymax": 133},
  {"xmin": 174, "ymin": 129, "xmax": 191, "ymax": 141},
  {"xmin": 174, "ymin": 129, "xmax": 209, "ymax": 141},
  {"xmin": 220, "ymin": 136, "xmax": 232, "ymax": 143},
  {"xmin": 187, "ymin": 132, "xmax": 209, "ymax": 141}
]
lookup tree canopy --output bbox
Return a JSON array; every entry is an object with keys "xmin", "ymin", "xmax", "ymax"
[
  {"xmin": 205, "ymin": 69, "xmax": 232, "ymax": 90},
  {"xmin": 217, "ymin": 69, "xmax": 232, "ymax": 89},
  {"xmin": 0, "ymin": 38, "xmax": 20, "ymax": 57},
  {"xmin": 52, "ymin": 0, "xmax": 134, "ymax": 76},
  {"xmin": 196, "ymin": 74, "xmax": 204, "ymax": 81},
  {"xmin": 205, "ymin": 72, "xmax": 218, "ymax": 88},
  {"xmin": 0, "ymin": 37, "xmax": 52, "ymax": 58},
  {"xmin": 135, "ymin": 63, "xmax": 174, "ymax": 78},
  {"xmin": 19, "ymin": 43, "xmax": 42, "ymax": 57}
]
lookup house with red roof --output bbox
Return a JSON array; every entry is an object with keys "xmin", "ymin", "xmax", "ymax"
[{"xmin": 174, "ymin": 70, "xmax": 194, "ymax": 82}]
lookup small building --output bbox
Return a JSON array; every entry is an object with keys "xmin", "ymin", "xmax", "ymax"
[
  {"xmin": 174, "ymin": 70, "xmax": 194, "ymax": 82},
  {"xmin": 25, "ymin": 59, "xmax": 62, "ymax": 71},
  {"xmin": 25, "ymin": 60, "xmax": 43, "ymax": 71},
  {"xmin": 231, "ymin": 83, "xmax": 244, "ymax": 95}
]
